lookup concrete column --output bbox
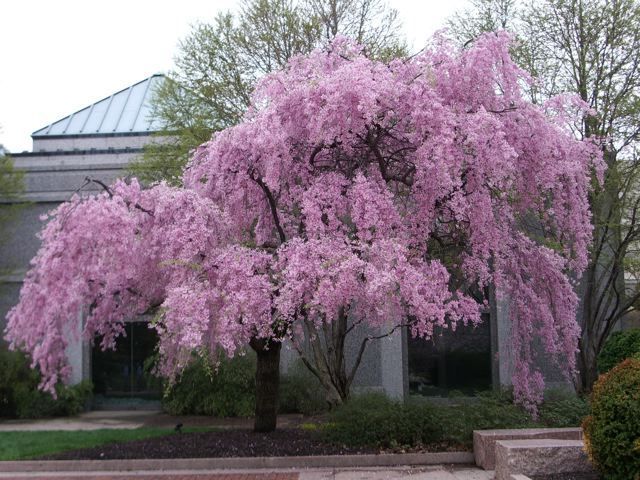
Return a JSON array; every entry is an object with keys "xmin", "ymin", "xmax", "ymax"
[
  {"xmin": 64, "ymin": 311, "xmax": 85, "ymax": 385},
  {"xmin": 380, "ymin": 325, "xmax": 408, "ymax": 401},
  {"xmin": 493, "ymin": 291, "xmax": 514, "ymax": 387}
]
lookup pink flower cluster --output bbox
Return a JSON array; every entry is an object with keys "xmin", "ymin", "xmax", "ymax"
[{"xmin": 6, "ymin": 32, "xmax": 601, "ymax": 409}]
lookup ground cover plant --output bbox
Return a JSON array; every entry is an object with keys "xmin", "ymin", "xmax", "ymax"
[
  {"xmin": 5, "ymin": 32, "xmax": 602, "ymax": 432},
  {"xmin": 322, "ymin": 392, "xmax": 589, "ymax": 450}
]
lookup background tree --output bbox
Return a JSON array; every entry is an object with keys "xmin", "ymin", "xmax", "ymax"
[
  {"xmin": 449, "ymin": 0, "xmax": 640, "ymax": 393},
  {"xmin": 304, "ymin": 0, "xmax": 406, "ymax": 60},
  {"xmin": 6, "ymin": 35, "xmax": 599, "ymax": 430},
  {"xmin": 129, "ymin": 0, "xmax": 407, "ymax": 185},
  {"xmin": 448, "ymin": 0, "xmax": 517, "ymax": 40},
  {"xmin": 0, "ymin": 141, "xmax": 25, "ymax": 256}
]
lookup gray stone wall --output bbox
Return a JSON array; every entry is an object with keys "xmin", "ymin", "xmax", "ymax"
[
  {"xmin": 10, "ymin": 151, "xmax": 140, "ymax": 202},
  {"xmin": 0, "ymin": 135, "xmax": 149, "ymax": 376},
  {"xmin": 32, "ymin": 134, "xmax": 165, "ymax": 152},
  {"xmin": 280, "ymin": 320, "xmax": 408, "ymax": 401}
]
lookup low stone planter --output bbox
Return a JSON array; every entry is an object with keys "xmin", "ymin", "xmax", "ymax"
[
  {"xmin": 494, "ymin": 439, "xmax": 595, "ymax": 480},
  {"xmin": 473, "ymin": 427, "xmax": 582, "ymax": 470}
]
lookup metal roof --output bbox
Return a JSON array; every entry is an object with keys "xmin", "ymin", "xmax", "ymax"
[{"xmin": 33, "ymin": 75, "xmax": 165, "ymax": 137}]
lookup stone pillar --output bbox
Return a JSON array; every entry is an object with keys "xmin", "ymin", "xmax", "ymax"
[
  {"xmin": 380, "ymin": 325, "xmax": 408, "ymax": 401},
  {"xmin": 64, "ymin": 311, "xmax": 86, "ymax": 385},
  {"xmin": 492, "ymin": 290, "xmax": 514, "ymax": 388}
]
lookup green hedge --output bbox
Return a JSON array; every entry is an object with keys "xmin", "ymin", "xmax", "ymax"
[
  {"xmin": 161, "ymin": 353, "xmax": 330, "ymax": 417},
  {"xmin": 0, "ymin": 350, "xmax": 92, "ymax": 419},
  {"xmin": 597, "ymin": 328, "xmax": 640, "ymax": 373},
  {"xmin": 583, "ymin": 358, "xmax": 640, "ymax": 480},
  {"xmin": 162, "ymin": 353, "xmax": 256, "ymax": 417}
]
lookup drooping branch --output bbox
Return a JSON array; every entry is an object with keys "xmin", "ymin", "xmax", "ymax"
[
  {"xmin": 248, "ymin": 169, "xmax": 286, "ymax": 244},
  {"xmin": 85, "ymin": 177, "xmax": 155, "ymax": 217}
]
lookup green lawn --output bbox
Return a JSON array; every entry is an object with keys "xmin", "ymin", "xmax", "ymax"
[{"xmin": 0, "ymin": 427, "xmax": 204, "ymax": 461}]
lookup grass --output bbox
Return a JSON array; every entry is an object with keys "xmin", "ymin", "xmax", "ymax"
[{"xmin": 0, "ymin": 427, "xmax": 208, "ymax": 461}]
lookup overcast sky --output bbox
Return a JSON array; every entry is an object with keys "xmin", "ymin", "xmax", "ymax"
[{"xmin": 0, "ymin": 0, "xmax": 469, "ymax": 153}]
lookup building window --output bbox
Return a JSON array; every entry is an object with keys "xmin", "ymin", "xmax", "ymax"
[
  {"xmin": 92, "ymin": 321, "xmax": 161, "ymax": 399},
  {"xmin": 408, "ymin": 313, "xmax": 492, "ymax": 396}
]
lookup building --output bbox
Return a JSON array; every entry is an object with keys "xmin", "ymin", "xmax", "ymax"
[
  {"xmin": 0, "ymin": 75, "xmax": 165, "ymax": 402},
  {"xmin": 1, "ymin": 76, "xmax": 541, "ymax": 407}
]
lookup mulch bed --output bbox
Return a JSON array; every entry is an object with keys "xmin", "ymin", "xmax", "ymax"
[
  {"xmin": 532, "ymin": 473, "xmax": 601, "ymax": 480},
  {"xmin": 39, "ymin": 428, "xmax": 378, "ymax": 460}
]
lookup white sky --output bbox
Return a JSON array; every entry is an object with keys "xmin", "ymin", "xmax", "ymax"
[{"xmin": 0, "ymin": 0, "xmax": 469, "ymax": 153}]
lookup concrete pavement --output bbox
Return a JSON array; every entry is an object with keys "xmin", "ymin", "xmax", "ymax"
[{"xmin": 0, "ymin": 467, "xmax": 493, "ymax": 479}]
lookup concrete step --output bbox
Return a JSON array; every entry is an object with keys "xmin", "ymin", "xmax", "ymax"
[
  {"xmin": 473, "ymin": 427, "xmax": 582, "ymax": 470},
  {"xmin": 494, "ymin": 439, "xmax": 595, "ymax": 480}
]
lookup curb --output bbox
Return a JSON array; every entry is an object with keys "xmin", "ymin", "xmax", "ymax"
[{"xmin": 0, "ymin": 452, "xmax": 474, "ymax": 472}]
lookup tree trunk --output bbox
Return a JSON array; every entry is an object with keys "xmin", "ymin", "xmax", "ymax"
[
  {"xmin": 576, "ymin": 334, "xmax": 600, "ymax": 394},
  {"xmin": 249, "ymin": 337, "xmax": 281, "ymax": 432},
  {"xmin": 574, "ymin": 149, "xmax": 624, "ymax": 394}
]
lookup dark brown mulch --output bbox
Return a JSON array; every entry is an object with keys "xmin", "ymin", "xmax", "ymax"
[
  {"xmin": 532, "ymin": 473, "xmax": 601, "ymax": 480},
  {"xmin": 39, "ymin": 429, "xmax": 377, "ymax": 460}
]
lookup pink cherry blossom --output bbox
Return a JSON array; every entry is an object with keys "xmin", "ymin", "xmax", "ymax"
[{"xmin": 5, "ymin": 32, "xmax": 602, "ymax": 411}]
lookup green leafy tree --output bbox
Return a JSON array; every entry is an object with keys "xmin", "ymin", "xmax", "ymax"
[
  {"xmin": 129, "ymin": 0, "xmax": 406, "ymax": 185},
  {"xmin": 0, "ymin": 144, "xmax": 25, "ymax": 254},
  {"xmin": 449, "ymin": 0, "xmax": 640, "ymax": 392}
]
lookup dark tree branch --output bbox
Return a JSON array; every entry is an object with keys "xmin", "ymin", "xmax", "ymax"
[
  {"xmin": 85, "ymin": 177, "xmax": 155, "ymax": 217},
  {"xmin": 249, "ymin": 169, "xmax": 286, "ymax": 244}
]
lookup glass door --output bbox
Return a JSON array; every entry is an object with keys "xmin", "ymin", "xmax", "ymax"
[{"xmin": 92, "ymin": 321, "xmax": 161, "ymax": 399}]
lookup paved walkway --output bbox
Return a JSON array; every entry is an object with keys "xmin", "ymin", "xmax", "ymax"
[{"xmin": 0, "ymin": 467, "xmax": 493, "ymax": 480}]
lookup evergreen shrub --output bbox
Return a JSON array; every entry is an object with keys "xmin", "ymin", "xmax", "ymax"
[{"xmin": 583, "ymin": 358, "xmax": 640, "ymax": 480}]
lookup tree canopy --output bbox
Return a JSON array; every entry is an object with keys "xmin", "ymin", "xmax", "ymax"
[
  {"xmin": 6, "ymin": 34, "xmax": 601, "ymax": 421},
  {"xmin": 449, "ymin": 0, "xmax": 640, "ymax": 392},
  {"xmin": 128, "ymin": 0, "xmax": 407, "ymax": 185},
  {"xmin": 0, "ymin": 145, "xmax": 25, "ymax": 253}
]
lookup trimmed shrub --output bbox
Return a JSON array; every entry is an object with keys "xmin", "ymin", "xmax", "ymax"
[
  {"xmin": 0, "ymin": 350, "xmax": 92, "ymax": 419},
  {"xmin": 323, "ymin": 391, "xmax": 535, "ymax": 449},
  {"xmin": 279, "ymin": 361, "xmax": 328, "ymax": 416},
  {"xmin": 597, "ymin": 328, "xmax": 640, "ymax": 373},
  {"xmin": 14, "ymin": 381, "xmax": 93, "ymax": 419},
  {"xmin": 323, "ymin": 393, "xmax": 439, "ymax": 448},
  {"xmin": 162, "ymin": 353, "xmax": 255, "ymax": 417},
  {"xmin": 583, "ymin": 358, "xmax": 640, "ymax": 480},
  {"xmin": 323, "ymin": 388, "xmax": 586, "ymax": 450}
]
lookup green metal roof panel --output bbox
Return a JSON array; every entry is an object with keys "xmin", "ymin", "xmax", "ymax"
[{"xmin": 33, "ymin": 75, "xmax": 165, "ymax": 137}]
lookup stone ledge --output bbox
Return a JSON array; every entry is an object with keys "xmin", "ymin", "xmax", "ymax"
[
  {"xmin": 0, "ymin": 452, "xmax": 474, "ymax": 472},
  {"xmin": 495, "ymin": 439, "xmax": 595, "ymax": 480},
  {"xmin": 473, "ymin": 427, "xmax": 582, "ymax": 470}
]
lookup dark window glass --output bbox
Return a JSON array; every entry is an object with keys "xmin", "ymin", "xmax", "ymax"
[
  {"xmin": 408, "ymin": 313, "xmax": 491, "ymax": 396},
  {"xmin": 92, "ymin": 321, "xmax": 161, "ymax": 399}
]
